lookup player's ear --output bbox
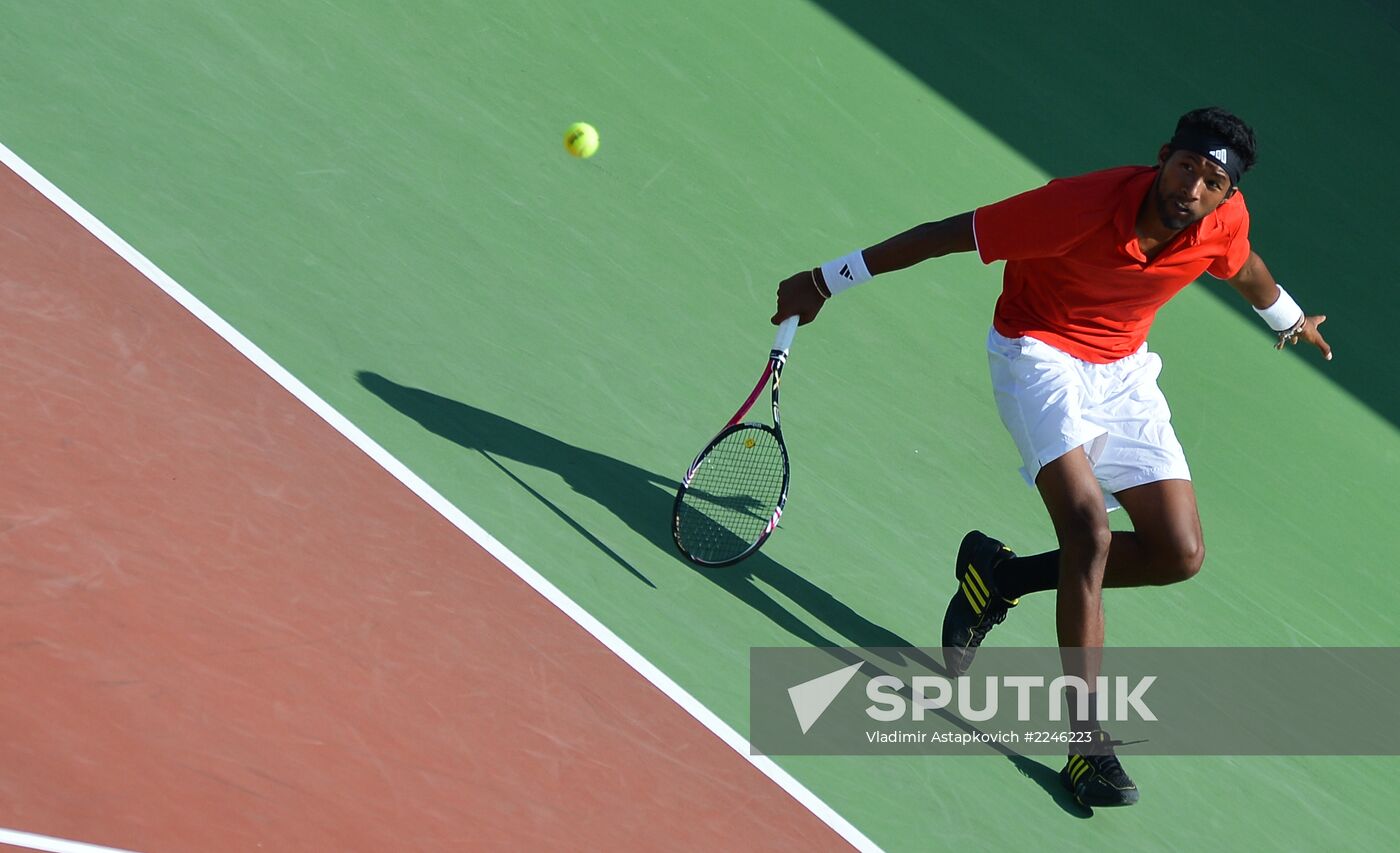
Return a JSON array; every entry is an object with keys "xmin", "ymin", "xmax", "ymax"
[
  {"xmin": 1224, "ymin": 186, "xmax": 1238, "ymax": 200},
  {"xmin": 1157, "ymin": 144, "xmax": 1172, "ymax": 165}
]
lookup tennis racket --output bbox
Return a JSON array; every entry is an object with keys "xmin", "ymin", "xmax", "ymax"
[{"xmin": 672, "ymin": 316, "xmax": 799, "ymax": 567}]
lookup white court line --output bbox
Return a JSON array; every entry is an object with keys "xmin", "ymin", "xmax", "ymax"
[
  {"xmin": 0, "ymin": 141, "xmax": 881, "ymax": 853},
  {"xmin": 0, "ymin": 827, "xmax": 137, "ymax": 853}
]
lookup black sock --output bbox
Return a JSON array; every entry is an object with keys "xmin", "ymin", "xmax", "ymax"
[
  {"xmin": 996, "ymin": 549, "xmax": 1060, "ymax": 599},
  {"xmin": 1069, "ymin": 692, "xmax": 1102, "ymax": 734}
]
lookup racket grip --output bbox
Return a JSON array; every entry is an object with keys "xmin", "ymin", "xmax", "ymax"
[{"xmin": 772, "ymin": 315, "xmax": 798, "ymax": 355}]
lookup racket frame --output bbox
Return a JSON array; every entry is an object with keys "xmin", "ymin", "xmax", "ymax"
[{"xmin": 672, "ymin": 318, "xmax": 797, "ymax": 567}]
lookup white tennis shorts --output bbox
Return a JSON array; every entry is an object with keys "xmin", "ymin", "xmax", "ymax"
[{"xmin": 986, "ymin": 328, "xmax": 1190, "ymax": 510}]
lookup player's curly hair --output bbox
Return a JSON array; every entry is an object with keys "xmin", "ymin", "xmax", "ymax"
[{"xmin": 1175, "ymin": 107, "xmax": 1258, "ymax": 173}]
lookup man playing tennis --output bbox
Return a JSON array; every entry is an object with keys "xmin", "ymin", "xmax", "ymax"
[{"xmin": 772, "ymin": 107, "xmax": 1331, "ymax": 807}]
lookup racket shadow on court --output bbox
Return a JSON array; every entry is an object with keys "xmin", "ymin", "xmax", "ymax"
[
  {"xmin": 356, "ymin": 371, "xmax": 1084, "ymax": 814},
  {"xmin": 358, "ymin": 371, "xmax": 918, "ymax": 649}
]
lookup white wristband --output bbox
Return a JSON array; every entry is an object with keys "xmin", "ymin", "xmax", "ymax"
[
  {"xmin": 1254, "ymin": 284, "xmax": 1304, "ymax": 332},
  {"xmin": 819, "ymin": 250, "xmax": 872, "ymax": 297}
]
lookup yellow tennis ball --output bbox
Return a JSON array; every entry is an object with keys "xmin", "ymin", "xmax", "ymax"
[{"xmin": 564, "ymin": 122, "xmax": 599, "ymax": 158}]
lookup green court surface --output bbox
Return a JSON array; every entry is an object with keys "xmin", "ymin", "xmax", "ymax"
[{"xmin": 4, "ymin": 1, "xmax": 1398, "ymax": 849}]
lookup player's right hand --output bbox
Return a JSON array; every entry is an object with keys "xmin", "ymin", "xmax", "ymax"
[{"xmin": 772, "ymin": 270, "xmax": 826, "ymax": 325}]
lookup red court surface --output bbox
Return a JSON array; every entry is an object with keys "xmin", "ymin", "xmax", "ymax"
[{"xmin": 0, "ymin": 165, "xmax": 848, "ymax": 851}]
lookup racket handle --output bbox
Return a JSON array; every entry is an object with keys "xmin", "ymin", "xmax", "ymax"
[{"xmin": 772, "ymin": 315, "xmax": 799, "ymax": 355}]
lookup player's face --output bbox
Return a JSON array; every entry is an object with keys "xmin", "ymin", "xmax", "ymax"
[{"xmin": 1153, "ymin": 149, "xmax": 1234, "ymax": 230}]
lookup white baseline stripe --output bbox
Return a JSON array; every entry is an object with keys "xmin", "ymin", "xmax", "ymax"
[
  {"xmin": 0, "ymin": 141, "xmax": 880, "ymax": 853},
  {"xmin": 0, "ymin": 827, "xmax": 138, "ymax": 853}
]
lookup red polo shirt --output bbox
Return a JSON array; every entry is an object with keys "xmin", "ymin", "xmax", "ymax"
[{"xmin": 974, "ymin": 165, "xmax": 1251, "ymax": 363}]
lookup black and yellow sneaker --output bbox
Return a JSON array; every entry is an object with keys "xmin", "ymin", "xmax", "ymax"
[
  {"xmin": 1061, "ymin": 732, "xmax": 1141, "ymax": 807},
  {"xmin": 940, "ymin": 530, "xmax": 1018, "ymax": 676}
]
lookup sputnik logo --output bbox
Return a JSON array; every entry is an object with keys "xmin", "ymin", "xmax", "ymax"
[{"xmin": 787, "ymin": 661, "xmax": 864, "ymax": 734}]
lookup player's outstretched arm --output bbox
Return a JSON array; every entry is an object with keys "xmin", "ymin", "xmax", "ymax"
[
  {"xmin": 772, "ymin": 212, "xmax": 975, "ymax": 325},
  {"xmin": 1227, "ymin": 251, "xmax": 1333, "ymax": 361},
  {"xmin": 862, "ymin": 211, "xmax": 977, "ymax": 273}
]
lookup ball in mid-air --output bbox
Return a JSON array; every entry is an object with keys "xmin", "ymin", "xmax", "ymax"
[{"xmin": 564, "ymin": 121, "xmax": 599, "ymax": 158}]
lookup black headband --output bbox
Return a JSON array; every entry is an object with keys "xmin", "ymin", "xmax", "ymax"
[{"xmin": 1169, "ymin": 127, "xmax": 1244, "ymax": 185}]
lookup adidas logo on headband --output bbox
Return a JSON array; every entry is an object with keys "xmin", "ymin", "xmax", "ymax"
[{"xmin": 1170, "ymin": 127, "xmax": 1244, "ymax": 184}]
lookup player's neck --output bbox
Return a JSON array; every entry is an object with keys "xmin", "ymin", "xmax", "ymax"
[{"xmin": 1134, "ymin": 196, "xmax": 1183, "ymax": 259}]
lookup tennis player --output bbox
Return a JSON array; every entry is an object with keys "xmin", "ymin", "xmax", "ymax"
[{"xmin": 772, "ymin": 107, "xmax": 1331, "ymax": 807}]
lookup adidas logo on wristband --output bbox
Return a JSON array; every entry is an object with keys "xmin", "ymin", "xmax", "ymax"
[{"xmin": 820, "ymin": 250, "xmax": 872, "ymax": 297}]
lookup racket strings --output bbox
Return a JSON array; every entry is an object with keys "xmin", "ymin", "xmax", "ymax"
[{"xmin": 676, "ymin": 426, "xmax": 786, "ymax": 564}]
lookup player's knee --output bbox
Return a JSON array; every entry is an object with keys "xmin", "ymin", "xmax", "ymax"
[
  {"xmin": 1056, "ymin": 512, "xmax": 1113, "ymax": 566},
  {"xmin": 1157, "ymin": 536, "xmax": 1204, "ymax": 584}
]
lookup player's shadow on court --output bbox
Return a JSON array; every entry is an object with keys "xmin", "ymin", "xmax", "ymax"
[{"xmin": 357, "ymin": 371, "xmax": 1085, "ymax": 815}]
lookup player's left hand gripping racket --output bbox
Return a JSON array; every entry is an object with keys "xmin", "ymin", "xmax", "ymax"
[{"xmin": 673, "ymin": 316, "xmax": 799, "ymax": 567}]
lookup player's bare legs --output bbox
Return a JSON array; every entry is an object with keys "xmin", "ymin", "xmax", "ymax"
[
  {"xmin": 1034, "ymin": 462, "xmax": 1206, "ymax": 638},
  {"xmin": 939, "ymin": 446, "xmax": 1144, "ymax": 805},
  {"xmin": 941, "ymin": 447, "xmax": 1114, "ymax": 678}
]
